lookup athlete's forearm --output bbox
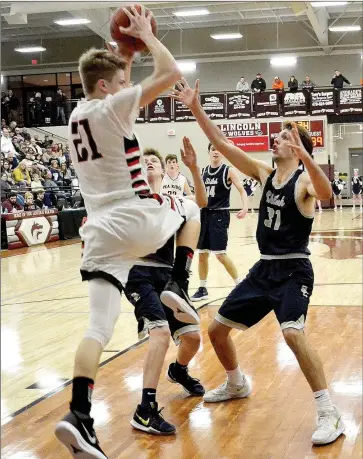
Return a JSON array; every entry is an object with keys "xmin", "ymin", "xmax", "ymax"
[
  {"xmin": 303, "ymin": 154, "xmax": 332, "ymax": 200},
  {"xmin": 189, "ymin": 166, "xmax": 207, "ymax": 208}
]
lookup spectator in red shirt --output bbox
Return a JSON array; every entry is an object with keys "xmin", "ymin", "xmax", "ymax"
[{"xmin": 2, "ymin": 192, "xmax": 23, "ymax": 213}]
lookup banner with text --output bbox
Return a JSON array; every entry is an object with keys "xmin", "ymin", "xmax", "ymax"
[
  {"xmin": 148, "ymin": 97, "xmax": 172, "ymax": 123},
  {"xmin": 200, "ymin": 93, "xmax": 225, "ymax": 119},
  {"xmin": 226, "ymin": 92, "xmax": 252, "ymax": 119},
  {"xmin": 338, "ymin": 88, "xmax": 363, "ymax": 115},
  {"xmin": 254, "ymin": 91, "xmax": 279, "ymax": 118},
  {"xmin": 219, "ymin": 122, "xmax": 269, "ymax": 152},
  {"xmin": 268, "ymin": 120, "xmax": 324, "ymax": 151},
  {"xmin": 282, "ymin": 91, "xmax": 308, "ymax": 116},
  {"xmin": 174, "ymin": 99, "xmax": 195, "ymax": 122},
  {"xmin": 310, "ymin": 89, "xmax": 335, "ymax": 115}
]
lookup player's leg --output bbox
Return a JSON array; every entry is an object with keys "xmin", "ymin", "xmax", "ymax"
[
  {"xmin": 204, "ymin": 265, "xmax": 272, "ymax": 403},
  {"xmin": 338, "ymin": 194, "xmax": 343, "ymax": 210},
  {"xmin": 273, "ymin": 260, "xmax": 345, "ymax": 445},
  {"xmin": 55, "ymin": 278, "xmax": 121, "ymax": 459},
  {"xmin": 124, "ymin": 266, "xmax": 176, "ymax": 435},
  {"xmin": 316, "ymin": 200, "xmax": 322, "ymax": 212},
  {"xmin": 165, "ymin": 306, "xmax": 204, "ymax": 396},
  {"xmin": 215, "ymin": 253, "xmax": 240, "ymax": 285},
  {"xmin": 352, "ymin": 193, "xmax": 357, "ymax": 210},
  {"xmin": 191, "ymin": 209, "xmax": 210, "ymax": 301},
  {"xmin": 359, "ymin": 192, "xmax": 362, "ymax": 210}
]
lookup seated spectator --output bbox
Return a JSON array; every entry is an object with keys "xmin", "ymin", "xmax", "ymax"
[
  {"xmin": 43, "ymin": 170, "xmax": 59, "ymax": 190},
  {"xmin": 22, "ymin": 127, "xmax": 31, "ymax": 141},
  {"xmin": 301, "ymin": 75, "xmax": 316, "ymax": 91},
  {"xmin": 9, "ymin": 121, "xmax": 17, "ymax": 132},
  {"xmin": 1, "ymin": 160, "xmax": 15, "ymax": 186},
  {"xmin": 41, "ymin": 135, "xmax": 52, "ymax": 149},
  {"xmin": 251, "ymin": 73, "xmax": 266, "ymax": 92},
  {"xmin": 23, "ymin": 192, "xmax": 39, "ymax": 211},
  {"xmin": 13, "ymin": 160, "xmax": 31, "ymax": 187},
  {"xmin": 272, "ymin": 76, "xmax": 284, "ymax": 91},
  {"xmin": 29, "ymin": 138, "xmax": 43, "ymax": 156},
  {"xmin": 1, "ymin": 128, "xmax": 16, "ymax": 155},
  {"xmin": 13, "ymin": 127, "xmax": 24, "ymax": 142},
  {"xmin": 6, "ymin": 151, "xmax": 18, "ymax": 169},
  {"xmin": 49, "ymin": 159, "xmax": 62, "ymax": 183},
  {"xmin": 2, "ymin": 192, "xmax": 23, "ymax": 213},
  {"xmin": 1, "ymin": 173, "xmax": 12, "ymax": 199},
  {"xmin": 331, "ymin": 70, "xmax": 351, "ymax": 89},
  {"xmin": 42, "ymin": 147, "xmax": 52, "ymax": 164},
  {"xmin": 236, "ymin": 77, "xmax": 249, "ymax": 92},
  {"xmin": 31, "ymin": 173, "xmax": 44, "ymax": 193},
  {"xmin": 288, "ymin": 75, "xmax": 299, "ymax": 92},
  {"xmin": 59, "ymin": 162, "xmax": 73, "ymax": 186},
  {"xmin": 34, "ymin": 190, "xmax": 50, "ymax": 209}
]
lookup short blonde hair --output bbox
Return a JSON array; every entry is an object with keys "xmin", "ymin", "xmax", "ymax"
[{"xmin": 78, "ymin": 48, "xmax": 126, "ymax": 95}]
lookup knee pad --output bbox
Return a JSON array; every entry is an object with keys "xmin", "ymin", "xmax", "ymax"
[{"xmin": 175, "ymin": 197, "xmax": 201, "ymax": 223}]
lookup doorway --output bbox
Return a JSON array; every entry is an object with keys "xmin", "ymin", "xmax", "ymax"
[{"xmin": 349, "ymin": 150, "xmax": 363, "ymax": 195}]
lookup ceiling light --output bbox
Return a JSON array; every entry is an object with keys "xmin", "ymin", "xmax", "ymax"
[
  {"xmin": 329, "ymin": 25, "xmax": 361, "ymax": 31},
  {"xmin": 211, "ymin": 33, "xmax": 243, "ymax": 40},
  {"xmin": 311, "ymin": 2, "xmax": 347, "ymax": 6},
  {"xmin": 173, "ymin": 9, "xmax": 209, "ymax": 17},
  {"xmin": 15, "ymin": 46, "xmax": 46, "ymax": 53},
  {"xmin": 270, "ymin": 56, "xmax": 297, "ymax": 67},
  {"xmin": 177, "ymin": 61, "xmax": 196, "ymax": 73},
  {"xmin": 54, "ymin": 18, "xmax": 91, "ymax": 26}
]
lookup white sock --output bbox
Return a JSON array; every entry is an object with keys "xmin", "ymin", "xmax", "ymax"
[
  {"xmin": 226, "ymin": 366, "xmax": 245, "ymax": 386},
  {"xmin": 314, "ymin": 389, "xmax": 334, "ymax": 412},
  {"xmin": 200, "ymin": 280, "xmax": 207, "ymax": 289},
  {"xmin": 233, "ymin": 278, "xmax": 241, "ymax": 285}
]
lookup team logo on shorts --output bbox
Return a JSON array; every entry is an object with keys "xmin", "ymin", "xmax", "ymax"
[
  {"xmin": 131, "ymin": 292, "xmax": 140, "ymax": 302},
  {"xmin": 301, "ymin": 285, "xmax": 309, "ymax": 298}
]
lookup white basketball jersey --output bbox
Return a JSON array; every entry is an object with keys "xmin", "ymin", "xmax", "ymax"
[
  {"xmin": 68, "ymin": 85, "xmax": 150, "ymax": 214},
  {"xmin": 161, "ymin": 173, "xmax": 186, "ymax": 197}
]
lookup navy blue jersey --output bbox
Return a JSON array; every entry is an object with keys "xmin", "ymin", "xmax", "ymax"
[
  {"xmin": 256, "ymin": 169, "xmax": 313, "ymax": 256},
  {"xmin": 331, "ymin": 179, "xmax": 344, "ymax": 195},
  {"xmin": 202, "ymin": 164, "xmax": 231, "ymax": 209}
]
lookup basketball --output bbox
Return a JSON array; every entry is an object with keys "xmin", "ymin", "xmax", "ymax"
[{"xmin": 110, "ymin": 4, "xmax": 158, "ymax": 52}]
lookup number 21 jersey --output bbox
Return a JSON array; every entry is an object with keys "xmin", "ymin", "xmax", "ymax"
[
  {"xmin": 256, "ymin": 169, "xmax": 313, "ymax": 256},
  {"xmin": 68, "ymin": 85, "xmax": 150, "ymax": 214}
]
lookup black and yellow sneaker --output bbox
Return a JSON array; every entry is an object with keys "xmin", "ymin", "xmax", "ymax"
[
  {"xmin": 55, "ymin": 411, "xmax": 107, "ymax": 459},
  {"xmin": 130, "ymin": 402, "xmax": 176, "ymax": 436},
  {"xmin": 167, "ymin": 363, "xmax": 205, "ymax": 396}
]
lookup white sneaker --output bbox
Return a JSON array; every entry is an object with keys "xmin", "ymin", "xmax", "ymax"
[
  {"xmin": 203, "ymin": 378, "xmax": 252, "ymax": 403},
  {"xmin": 334, "ymin": 207, "xmax": 337, "ymax": 212},
  {"xmin": 311, "ymin": 407, "xmax": 345, "ymax": 445}
]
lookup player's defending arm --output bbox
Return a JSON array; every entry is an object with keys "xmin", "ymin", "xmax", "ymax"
[
  {"xmin": 119, "ymin": 6, "xmax": 181, "ymax": 107},
  {"xmin": 287, "ymin": 123, "xmax": 332, "ymax": 201},
  {"xmin": 172, "ymin": 78, "xmax": 272, "ymax": 183},
  {"xmin": 180, "ymin": 136, "xmax": 207, "ymax": 208},
  {"xmin": 228, "ymin": 168, "xmax": 248, "ymax": 219}
]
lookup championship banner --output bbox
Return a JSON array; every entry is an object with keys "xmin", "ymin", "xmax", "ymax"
[
  {"xmin": 3, "ymin": 209, "xmax": 59, "ymax": 250},
  {"xmin": 226, "ymin": 92, "xmax": 252, "ymax": 119},
  {"xmin": 174, "ymin": 99, "xmax": 195, "ymax": 122},
  {"xmin": 148, "ymin": 97, "xmax": 172, "ymax": 123},
  {"xmin": 338, "ymin": 88, "xmax": 363, "ymax": 114},
  {"xmin": 310, "ymin": 89, "xmax": 335, "ymax": 115},
  {"xmin": 200, "ymin": 93, "xmax": 225, "ymax": 119},
  {"xmin": 219, "ymin": 122, "xmax": 269, "ymax": 152},
  {"xmin": 269, "ymin": 120, "xmax": 324, "ymax": 150},
  {"xmin": 282, "ymin": 91, "xmax": 308, "ymax": 116},
  {"xmin": 136, "ymin": 106, "xmax": 146, "ymax": 123},
  {"xmin": 254, "ymin": 91, "xmax": 279, "ymax": 118}
]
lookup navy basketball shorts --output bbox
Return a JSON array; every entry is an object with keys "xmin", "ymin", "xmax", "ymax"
[
  {"xmin": 197, "ymin": 209, "xmax": 230, "ymax": 253},
  {"xmin": 216, "ymin": 258, "xmax": 314, "ymax": 331},
  {"xmin": 124, "ymin": 265, "xmax": 200, "ymax": 344}
]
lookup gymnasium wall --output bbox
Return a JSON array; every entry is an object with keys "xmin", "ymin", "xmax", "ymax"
[{"xmin": 333, "ymin": 124, "xmax": 363, "ymax": 178}]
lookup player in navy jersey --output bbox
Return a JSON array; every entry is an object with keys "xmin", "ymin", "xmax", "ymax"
[
  {"xmin": 351, "ymin": 168, "xmax": 362, "ymax": 211},
  {"xmin": 125, "ymin": 139, "xmax": 207, "ymax": 435},
  {"xmin": 331, "ymin": 171, "xmax": 345, "ymax": 211},
  {"xmin": 172, "ymin": 78, "xmax": 345, "ymax": 446},
  {"xmin": 191, "ymin": 142, "xmax": 248, "ymax": 302},
  {"xmin": 242, "ymin": 177, "xmax": 258, "ymax": 213}
]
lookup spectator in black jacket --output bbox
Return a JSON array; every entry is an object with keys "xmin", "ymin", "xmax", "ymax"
[
  {"xmin": 288, "ymin": 76, "xmax": 299, "ymax": 92},
  {"xmin": 331, "ymin": 70, "xmax": 351, "ymax": 89},
  {"xmin": 8, "ymin": 90, "xmax": 20, "ymax": 124},
  {"xmin": 251, "ymin": 73, "xmax": 266, "ymax": 92},
  {"xmin": 56, "ymin": 88, "xmax": 67, "ymax": 125}
]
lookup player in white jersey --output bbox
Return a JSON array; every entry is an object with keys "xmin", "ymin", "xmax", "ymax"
[
  {"xmin": 55, "ymin": 7, "xmax": 200, "ymax": 459},
  {"xmin": 160, "ymin": 153, "xmax": 193, "ymax": 197}
]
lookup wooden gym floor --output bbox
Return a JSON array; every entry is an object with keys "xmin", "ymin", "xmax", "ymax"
[{"xmin": 1, "ymin": 209, "xmax": 362, "ymax": 459}]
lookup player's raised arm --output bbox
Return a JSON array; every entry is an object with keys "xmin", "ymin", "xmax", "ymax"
[
  {"xmin": 181, "ymin": 137, "xmax": 207, "ymax": 208},
  {"xmin": 172, "ymin": 78, "xmax": 272, "ymax": 183},
  {"xmin": 118, "ymin": 5, "xmax": 181, "ymax": 107}
]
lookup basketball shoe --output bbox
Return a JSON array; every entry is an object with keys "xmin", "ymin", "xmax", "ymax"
[
  {"xmin": 190, "ymin": 287, "xmax": 209, "ymax": 302},
  {"xmin": 311, "ymin": 406, "xmax": 345, "ymax": 445},
  {"xmin": 166, "ymin": 363, "xmax": 205, "ymax": 396},
  {"xmin": 130, "ymin": 402, "xmax": 176, "ymax": 435},
  {"xmin": 203, "ymin": 378, "xmax": 252, "ymax": 403},
  {"xmin": 161, "ymin": 280, "xmax": 199, "ymax": 325},
  {"xmin": 55, "ymin": 411, "xmax": 107, "ymax": 459}
]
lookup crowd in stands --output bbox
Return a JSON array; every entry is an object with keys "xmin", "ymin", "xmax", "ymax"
[
  {"xmin": 236, "ymin": 69, "xmax": 352, "ymax": 92},
  {"xmin": 1, "ymin": 120, "xmax": 82, "ymax": 213}
]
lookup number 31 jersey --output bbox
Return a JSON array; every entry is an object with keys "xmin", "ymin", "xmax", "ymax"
[
  {"xmin": 202, "ymin": 164, "xmax": 231, "ymax": 209},
  {"xmin": 256, "ymin": 169, "xmax": 313, "ymax": 256},
  {"xmin": 68, "ymin": 85, "xmax": 150, "ymax": 214}
]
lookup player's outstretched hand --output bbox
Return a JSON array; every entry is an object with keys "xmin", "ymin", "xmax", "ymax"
[
  {"xmin": 181, "ymin": 136, "xmax": 198, "ymax": 171},
  {"xmin": 236, "ymin": 209, "xmax": 247, "ymax": 219},
  {"xmin": 171, "ymin": 78, "xmax": 200, "ymax": 108},
  {"xmin": 286, "ymin": 122, "xmax": 310, "ymax": 162},
  {"xmin": 119, "ymin": 5, "xmax": 153, "ymax": 39}
]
